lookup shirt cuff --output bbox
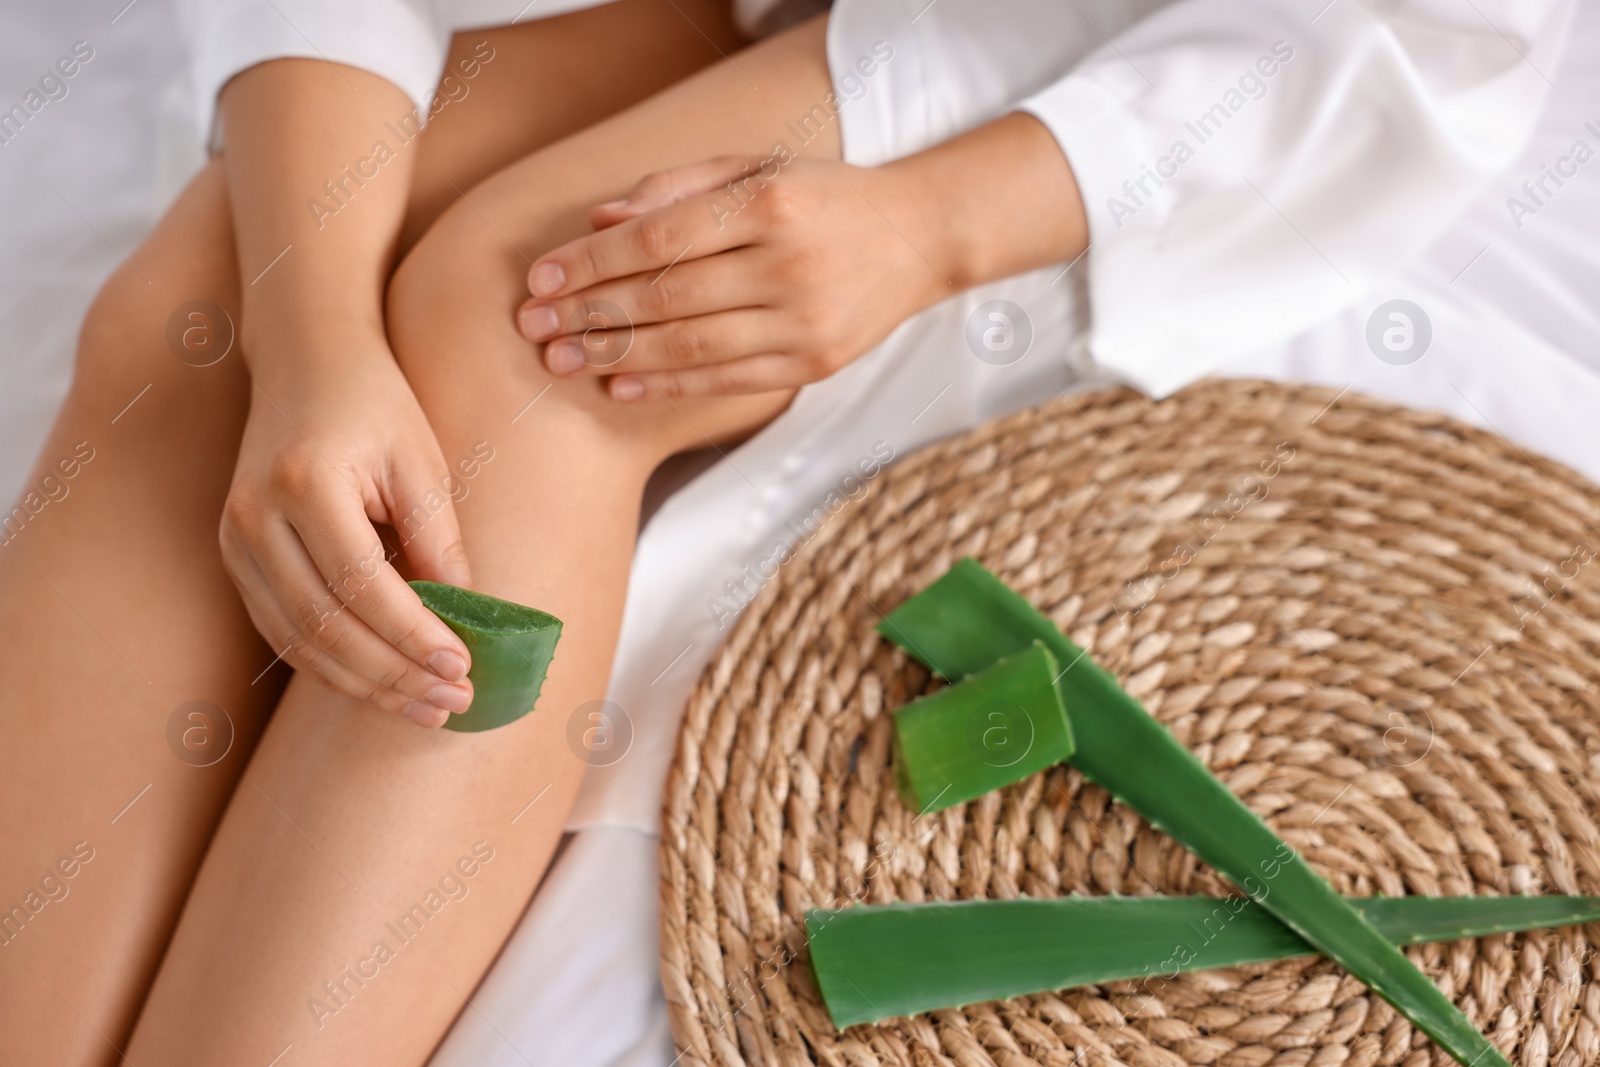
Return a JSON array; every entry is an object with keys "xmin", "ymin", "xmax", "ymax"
[
  {"xmin": 187, "ymin": 0, "xmax": 447, "ymax": 147},
  {"xmin": 1017, "ymin": 70, "xmax": 1197, "ymax": 394}
]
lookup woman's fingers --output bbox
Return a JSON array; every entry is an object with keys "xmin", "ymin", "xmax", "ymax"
[
  {"xmin": 520, "ymin": 153, "xmax": 945, "ymax": 406},
  {"xmin": 525, "ymin": 164, "xmax": 772, "ymax": 300},
  {"xmin": 548, "ymin": 309, "xmax": 794, "ymax": 387},
  {"xmin": 284, "ymin": 475, "xmax": 475, "ymax": 693},
  {"xmin": 220, "ymin": 519, "xmax": 459, "ymax": 726},
  {"xmin": 256, "ymin": 587, "xmax": 447, "ymax": 728},
  {"xmin": 519, "ymin": 249, "xmax": 767, "ymax": 348},
  {"xmin": 588, "ymin": 156, "xmax": 767, "ymax": 230},
  {"xmin": 611, "ymin": 352, "xmax": 821, "ymax": 401},
  {"xmin": 268, "ymin": 517, "xmax": 472, "ymax": 716}
]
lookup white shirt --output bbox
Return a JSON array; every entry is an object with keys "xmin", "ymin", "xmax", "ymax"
[
  {"xmin": 175, "ymin": 0, "xmax": 1575, "ymax": 397},
  {"xmin": 1012, "ymin": 0, "xmax": 1578, "ymax": 393}
]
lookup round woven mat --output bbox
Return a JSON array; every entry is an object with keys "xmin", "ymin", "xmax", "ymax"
[{"xmin": 659, "ymin": 379, "xmax": 1600, "ymax": 1067}]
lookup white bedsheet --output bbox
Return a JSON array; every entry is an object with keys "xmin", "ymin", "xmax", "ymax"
[{"xmin": 2, "ymin": 3, "xmax": 1597, "ymax": 1066}]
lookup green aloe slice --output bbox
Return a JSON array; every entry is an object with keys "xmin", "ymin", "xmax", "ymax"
[
  {"xmin": 877, "ymin": 559, "xmax": 1508, "ymax": 1067},
  {"xmin": 808, "ymin": 894, "xmax": 1600, "ymax": 1027},
  {"xmin": 410, "ymin": 580, "xmax": 562, "ymax": 733},
  {"xmin": 893, "ymin": 643, "xmax": 1073, "ymax": 813}
]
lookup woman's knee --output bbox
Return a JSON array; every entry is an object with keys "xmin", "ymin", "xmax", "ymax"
[
  {"xmin": 387, "ymin": 202, "xmax": 791, "ymax": 475},
  {"xmin": 387, "ymin": 207, "xmax": 524, "ymax": 403},
  {"xmin": 386, "ymin": 200, "xmax": 671, "ymax": 462}
]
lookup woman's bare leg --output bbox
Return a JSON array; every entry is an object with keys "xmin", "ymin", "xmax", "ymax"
[
  {"xmin": 124, "ymin": 18, "xmax": 837, "ymax": 1066},
  {"xmin": 0, "ymin": 1, "xmax": 749, "ymax": 1062},
  {"xmin": 0, "ymin": 163, "xmax": 275, "ymax": 1065}
]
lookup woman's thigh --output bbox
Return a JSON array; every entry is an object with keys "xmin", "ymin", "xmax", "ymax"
[
  {"xmin": 0, "ymin": 2, "xmax": 752, "ymax": 1063},
  {"xmin": 120, "ymin": 17, "xmax": 838, "ymax": 1067},
  {"xmin": 403, "ymin": 0, "xmax": 748, "ymax": 249}
]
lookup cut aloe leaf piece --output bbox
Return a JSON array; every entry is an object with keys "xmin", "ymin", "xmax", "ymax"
[
  {"xmin": 877, "ymin": 559, "xmax": 1508, "ymax": 1067},
  {"xmin": 808, "ymin": 894, "xmax": 1600, "ymax": 1027},
  {"xmin": 893, "ymin": 643, "xmax": 1073, "ymax": 814},
  {"xmin": 409, "ymin": 580, "xmax": 562, "ymax": 733}
]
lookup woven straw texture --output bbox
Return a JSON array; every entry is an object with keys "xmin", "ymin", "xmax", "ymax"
[{"xmin": 659, "ymin": 380, "xmax": 1600, "ymax": 1067}]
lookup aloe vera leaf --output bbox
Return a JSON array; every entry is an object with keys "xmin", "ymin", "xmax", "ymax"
[
  {"xmin": 876, "ymin": 559, "xmax": 1508, "ymax": 1067},
  {"xmin": 807, "ymin": 894, "xmax": 1600, "ymax": 1027},
  {"xmin": 892, "ymin": 643, "xmax": 1073, "ymax": 813},
  {"xmin": 409, "ymin": 581, "xmax": 562, "ymax": 733}
]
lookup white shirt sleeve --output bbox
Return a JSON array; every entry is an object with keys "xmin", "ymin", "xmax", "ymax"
[
  {"xmin": 173, "ymin": 0, "xmax": 451, "ymax": 146},
  {"xmin": 1017, "ymin": 0, "xmax": 1578, "ymax": 396}
]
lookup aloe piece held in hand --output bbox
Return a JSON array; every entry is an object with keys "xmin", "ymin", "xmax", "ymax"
[
  {"xmin": 410, "ymin": 581, "xmax": 562, "ymax": 733},
  {"xmin": 877, "ymin": 559, "xmax": 1509, "ymax": 1067},
  {"xmin": 892, "ymin": 643, "xmax": 1073, "ymax": 813},
  {"xmin": 808, "ymin": 894, "xmax": 1600, "ymax": 1027}
]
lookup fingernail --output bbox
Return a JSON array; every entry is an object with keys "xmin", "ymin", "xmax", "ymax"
[
  {"xmin": 595, "ymin": 198, "xmax": 630, "ymax": 213},
  {"xmin": 519, "ymin": 305, "xmax": 560, "ymax": 341},
  {"xmin": 403, "ymin": 701, "xmax": 449, "ymax": 728},
  {"xmin": 546, "ymin": 340, "xmax": 584, "ymax": 375},
  {"xmin": 612, "ymin": 377, "xmax": 645, "ymax": 401},
  {"xmin": 427, "ymin": 649, "xmax": 468, "ymax": 681},
  {"xmin": 426, "ymin": 684, "xmax": 473, "ymax": 714},
  {"xmin": 531, "ymin": 262, "xmax": 565, "ymax": 297}
]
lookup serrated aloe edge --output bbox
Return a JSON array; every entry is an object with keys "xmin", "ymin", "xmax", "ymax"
[
  {"xmin": 409, "ymin": 580, "xmax": 562, "ymax": 733},
  {"xmin": 892, "ymin": 642, "xmax": 1074, "ymax": 814},
  {"xmin": 807, "ymin": 893, "xmax": 1600, "ymax": 1027},
  {"xmin": 875, "ymin": 558, "xmax": 1509, "ymax": 1067}
]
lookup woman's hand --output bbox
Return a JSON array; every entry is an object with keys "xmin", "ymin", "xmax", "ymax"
[
  {"xmin": 515, "ymin": 154, "xmax": 957, "ymax": 399},
  {"xmin": 220, "ymin": 347, "xmax": 476, "ymax": 728},
  {"xmin": 515, "ymin": 113, "xmax": 1088, "ymax": 399},
  {"xmin": 214, "ymin": 60, "xmax": 484, "ymax": 726}
]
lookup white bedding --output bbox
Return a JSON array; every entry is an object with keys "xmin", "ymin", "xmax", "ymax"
[{"xmin": 2, "ymin": 2, "xmax": 1597, "ymax": 1065}]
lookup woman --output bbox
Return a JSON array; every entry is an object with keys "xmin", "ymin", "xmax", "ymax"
[{"xmin": 0, "ymin": 0, "xmax": 1568, "ymax": 1063}]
